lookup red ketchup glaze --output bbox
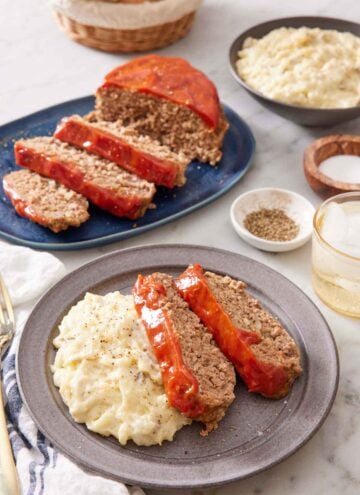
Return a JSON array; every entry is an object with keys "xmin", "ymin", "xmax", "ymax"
[
  {"xmin": 176, "ymin": 264, "xmax": 289, "ymax": 398},
  {"xmin": 3, "ymin": 180, "xmax": 49, "ymax": 226},
  {"xmin": 14, "ymin": 143, "xmax": 146, "ymax": 220},
  {"xmin": 55, "ymin": 118, "xmax": 179, "ymax": 188},
  {"xmin": 101, "ymin": 55, "xmax": 220, "ymax": 130},
  {"xmin": 133, "ymin": 274, "xmax": 205, "ymax": 417}
]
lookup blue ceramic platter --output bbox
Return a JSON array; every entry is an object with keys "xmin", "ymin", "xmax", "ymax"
[{"xmin": 0, "ymin": 97, "xmax": 255, "ymax": 251}]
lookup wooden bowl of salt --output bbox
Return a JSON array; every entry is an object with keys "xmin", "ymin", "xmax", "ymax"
[{"xmin": 304, "ymin": 135, "xmax": 360, "ymax": 199}]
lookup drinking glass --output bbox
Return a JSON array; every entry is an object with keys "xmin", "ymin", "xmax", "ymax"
[{"xmin": 312, "ymin": 192, "xmax": 360, "ymax": 318}]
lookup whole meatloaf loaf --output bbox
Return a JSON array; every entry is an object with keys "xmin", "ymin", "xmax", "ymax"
[
  {"xmin": 95, "ymin": 55, "xmax": 229, "ymax": 165},
  {"xmin": 55, "ymin": 115, "xmax": 190, "ymax": 188},
  {"xmin": 3, "ymin": 169, "xmax": 89, "ymax": 232},
  {"xmin": 14, "ymin": 137, "xmax": 156, "ymax": 220},
  {"xmin": 133, "ymin": 272, "xmax": 236, "ymax": 435},
  {"xmin": 176, "ymin": 265, "xmax": 302, "ymax": 399}
]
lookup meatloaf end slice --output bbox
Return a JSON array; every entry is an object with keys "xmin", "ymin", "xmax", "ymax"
[
  {"xmin": 3, "ymin": 169, "xmax": 89, "ymax": 232},
  {"xmin": 54, "ymin": 115, "xmax": 190, "ymax": 188},
  {"xmin": 14, "ymin": 137, "xmax": 156, "ymax": 220},
  {"xmin": 133, "ymin": 272, "xmax": 236, "ymax": 435},
  {"xmin": 176, "ymin": 265, "xmax": 302, "ymax": 399},
  {"xmin": 100, "ymin": 55, "xmax": 221, "ymax": 128},
  {"xmin": 95, "ymin": 89, "xmax": 229, "ymax": 165}
]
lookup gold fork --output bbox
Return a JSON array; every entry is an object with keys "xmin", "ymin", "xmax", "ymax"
[{"xmin": 0, "ymin": 274, "xmax": 20, "ymax": 495}]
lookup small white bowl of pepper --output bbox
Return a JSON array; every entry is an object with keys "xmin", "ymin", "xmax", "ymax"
[{"xmin": 230, "ymin": 187, "xmax": 315, "ymax": 252}]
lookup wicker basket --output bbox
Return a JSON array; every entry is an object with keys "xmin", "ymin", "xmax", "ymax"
[{"xmin": 53, "ymin": 0, "xmax": 197, "ymax": 53}]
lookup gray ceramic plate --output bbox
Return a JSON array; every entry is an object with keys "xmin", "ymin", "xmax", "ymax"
[
  {"xmin": 229, "ymin": 16, "xmax": 360, "ymax": 126},
  {"xmin": 17, "ymin": 244, "xmax": 339, "ymax": 489}
]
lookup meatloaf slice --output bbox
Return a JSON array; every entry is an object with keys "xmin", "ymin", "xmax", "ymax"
[
  {"xmin": 3, "ymin": 169, "xmax": 89, "ymax": 232},
  {"xmin": 133, "ymin": 272, "xmax": 235, "ymax": 435},
  {"xmin": 176, "ymin": 265, "xmax": 302, "ymax": 399},
  {"xmin": 14, "ymin": 137, "xmax": 156, "ymax": 220},
  {"xmin": 94, "ymin": 93, "xmax": 229, "ymax": 165},
  {"xmin": 95, "ymin": 55, "xmax": 229, "ymax": 165},
  {"xmin": 55, "ymin": 115, "xmax": 190, "ymax": 188}
]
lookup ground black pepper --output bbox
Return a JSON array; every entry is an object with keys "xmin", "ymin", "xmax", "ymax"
[{"xmin": 244, "ymin": 208, "xmax": 299, "ymax": 242}]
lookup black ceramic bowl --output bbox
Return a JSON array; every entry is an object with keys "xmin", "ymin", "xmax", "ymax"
[{"xmin": 229, "ymin": 16, "xmax": 360, "ymax": 126}]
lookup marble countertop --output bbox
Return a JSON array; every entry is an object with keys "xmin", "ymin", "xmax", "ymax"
[{"xmin": 1, "ymin": 0, "xmax": 359, "ymax": 494}]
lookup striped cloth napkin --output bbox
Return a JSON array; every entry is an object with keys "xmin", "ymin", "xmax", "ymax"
[{"xmin": 0, "ymin": 241, "xmax": 145, "ymax": 495}]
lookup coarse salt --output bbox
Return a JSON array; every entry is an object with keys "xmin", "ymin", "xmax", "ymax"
[{"xmin": 319, "ymin": 155, "xmax": 360, "ymax": 184}]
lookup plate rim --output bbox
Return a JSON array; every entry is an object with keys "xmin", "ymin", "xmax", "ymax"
[
  {"xmin": 16, "ymin": 243, "xmax": 339, "ymax": 489},
  {"xmin": 0, "ymin": 99, "xmax": 255, "ymax": 251}
]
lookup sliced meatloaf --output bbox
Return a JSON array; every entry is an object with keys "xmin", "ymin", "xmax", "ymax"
[
  {"xmin": 95, "ymin": 55, "xmax": 229, "ymax": 165},
  {"xmin": 133, "ymin": 272, "xmax": 235, "ymax": 435},
  {"xmin": 3, "ymin": 169, "xmax": 89, "ymax": 232},
  {"xmin": 176, "ymin": 265, "xmax": 302, "ymax": 399},
  {"xmin": 55, "ymin": 115, "xmax": 190, "ymax": 188},
  {"xmin": 14, "ymin": 137, "xmax": 156, "ymax": 220}
]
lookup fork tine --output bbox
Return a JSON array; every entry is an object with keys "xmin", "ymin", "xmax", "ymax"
[
  {"xmin": 0, "ymin": 298, "xmax": 5, "ymax": 327},
  {"xmin": 0, "ymin": 274, "xmax": 15, "ymax": 327}
]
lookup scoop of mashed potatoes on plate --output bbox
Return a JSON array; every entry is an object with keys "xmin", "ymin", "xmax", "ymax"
[{"xmin": 52, "ymin": 292, "xmax": 190, "ymax": 446}]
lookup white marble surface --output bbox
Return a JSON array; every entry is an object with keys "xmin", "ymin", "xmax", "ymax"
[{"xmin": 1, "ymin": 0, "xmax": 360, "ymax": 493}]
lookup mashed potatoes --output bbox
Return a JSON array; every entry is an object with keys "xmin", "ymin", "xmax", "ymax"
[
  {"xmin": 236, "ymin": 27, "xmax": 360, "ymax": 109},
  {"xmin": 52, "ymin": 292, "xmax": 190, "ymax": 446}
]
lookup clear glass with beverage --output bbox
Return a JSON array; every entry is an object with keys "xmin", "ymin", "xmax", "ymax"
[{"xmin": 312, "ymin": 192, "xmax": 360, "ymax": 318}]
